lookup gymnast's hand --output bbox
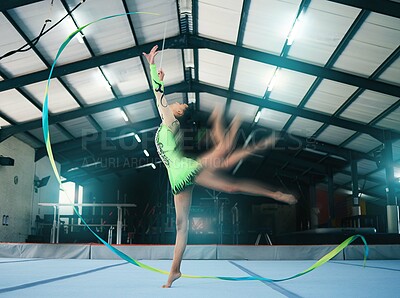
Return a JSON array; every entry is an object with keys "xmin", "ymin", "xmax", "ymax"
[
  {"xmin": 143, "ymin": 45, "xmax": 159, "ymax": 65},
  {"xmin": 158, "ymin": 69, "xmax": 165, "ymax": 81}
]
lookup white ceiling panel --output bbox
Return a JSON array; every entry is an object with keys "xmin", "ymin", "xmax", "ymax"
[
  {"xmin": 151, "ymin": 49, "xmax": 184, "ymax": 85},
  {"xmin": 344, "ymin": 134, "xmax": 381, "ymax": 153},
  {"xmin": 269, "ymin": 69, "xmax": 316, "ymax": 106},
  {"xmin": 1, "ymin": 89, "xmax": 42, "ymax": 122},
  {"xmin": 101, "ymin": 57, "xmax": 148, "ymax": 97},
  {"xmin": 62, "ymin": 68, "xmax": 115, "ymax": 105},
  {"xmin": 126, "ymin": 0, "xmax": 179, "ymax": 44},
  {"xmin": 288, "ymin": 0, "xmax": 360, "ymax": 65},
  {"xmin": 287, "ymin": 117, "xmax": 323, "ymax": 138},
  {"xmin": 375, "ymin": 106, "xmax": 400, "ymax": 132},
  {"xmin": 199, "ymin": 93, "xmax": 227, "ymax": 112},
  {"xmin": 15, "ymin": 133, "xmax": 43, "ymax": 148},
  {"xmin": 377, "ymin": 56, "xmax": 400, "ymax": 86},
  {"xmin": 258, "ymin": 108, "xmax": 291, "ymax": 131},
  {"xmin": 67, "ymin": 0, "xmax": 135, "ymax": 55},
  {"xmin": 0, "ymin": 118, "xmax": 10, "ymax": 128},
  {"xmin": 0, "ymin": 13, "xmax": 46, "ymax": 77},
  {"xmin": 125, "ymin": 99, "xmax": 157, "ymax": 123},
  {"xmin": 340, "ymin": 90, "xmax": 399, "ymax": 123},
  {"xmin": 333, "ymin": 13, "xmax": 400, "ymax": 76},
  {"xmin": 228, "ymin": 100, "xmax": 258, "ymax": 122},
  {"xmin": 368, "ymin": 169, "xmax": 386, "ymax": 181},
  {"xmin": 316, "ymin": 125, "xmax": 356, "ymax": 146},
  {"xmin": 92, "ymin": 108, "xmax": 127, "ymax": 130},
  {"xmin": 305, "ymin": 79, "xmax": 358, "ymax": 114},
  {"xmin": 243, "ymin": 0, "xmax": 300, "ymax": 54},
  {"xmin": 9, "ymin": 1, "xmax": 92, "ymax": 66},
  {"xmin": 333, "ymin": 172, "xmax": 351, "ymax": 185},
  {"xmin": 198, "ymin": 0, "xmax": 243, "ymax": 44},
  {"xmin": 30, "ymin": 125, "xmax": 70, "ymax": 144},
  {"xmin": 166, "ymin": 93, "xmax": 185, "ymax": 104},
  {"xmin": 357, "ymin": 159, "xmax": 379, "ymax": 176},
  {"xmin": 22, "ymin": 79, "xmax": 80, "ymax": 114},
  {"xmin": 61, "ymin": 117, "xmax": 97, "ymax": 138},
  {"xmin": 393, "ymin": 140, "xmax": 400, "ymax": 161},
  {"xmin": 234, "ymin": 58, "xmax": 276, "ymax": 96},
  {"xmin": 199, "ymin": 49, "xmax": 234, "ymax": 88}
]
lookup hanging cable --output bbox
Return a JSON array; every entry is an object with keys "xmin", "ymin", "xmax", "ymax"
[{"xmin": 0, "ymin": 0, "xmax": 86, "ymax": 61}]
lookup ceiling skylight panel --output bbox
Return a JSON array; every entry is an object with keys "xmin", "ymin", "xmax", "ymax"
[
  {"xmin": 1, "ymin": 89, "xmax": 41, "ymax": 122},
  {"xmin": 22, "ymin": 79, "xmax": 80, "ymax": 114},
  {"xmin": 0, "ymin": 13, "xmax": 47, "ymax": 76},
  {"xmin": 101, "ymin": 57, "xmax": 149, "ymax": 97},
  {"xmin": 234, "ymin": 58, "xmax": 276, "ymax": 96},
  {"xmin": 30, "ymin": 125, "xmax": 70, "ymax": 144},
  {"xmin": 243, "ymin": 0, "xmax": 301, "ymax": 54},
  {"xmin": 316, "ymin": 125, "xmax": 355, "ymax": 146},
  {"xmin": 333, "ymin": 13, "xmax": 400, "ymax": 77},
  {"xmin": 126, "ymin": 0, "xmax": 179, "ymax": 44},
  {"xmin": 149, "ymin": 49, "xmax": 184, "ymax": 85},
  {"xmin": 60, "ymin": 117, "xmax": 97, "ymax": 138},
  {"xmin": 198, "ymin": 0, "xmax": 242, "ymax": 44},
  {"xmin": 269, "ymin": 69, "xmax": 316, "ymax": 106},
  {"xmin": 357, "ymin": 159, "xmax": 380, "ymax": 176},
  {"xmin": 228, "ymin": 100, "xmax": 258, "ymax": 122},
  {"xmin": 258, "ymin": 108, "xmax": 291, "ymax": 131},
  {"xmin": 375, "ymin": 107, "xmax": 400, "ymax": 132},
  {"xmin": 199, "ymin": 93, "xmax": 226, "ymax": 112},
  {"xmin": 125, "ymin": 100, "xmax": 157, "ymax": 123},
  {"xmin": 9, "ymin": 0, "xmax": 92, "ymax": 66},
  {"xmin": 0, "ymin": 118, "xmax": 10, "ymax": 128},
  {"xmin": 92, "ymin": 108, "xmax": 127, "ymax": 131},
  {"xmin": 340, "ymin": 90, "xmax": 398, "ymax": 124},
  {"xmin": 287, "ymin": 117, "xmax": 323, "ymax": 138},
  {"xmin": 67, "ymin": 0, "xmax": 135, "ymax": 55},
  {"xmin": 377, "ymin": 56, "xmax": 400, "ymax": 86},
  {"xmin": 333, "ymin": 173, "xmax": 351, "ymax": 185},
  {"xmin": 305, "ymin": 80, "xmax": 358, "ymax": 115},
  {"xmin": 344, "ymin": 134, "xmax": 381, "ymax": 153},
  {"xmin": 62, "ymin": 68, "xmax": 115, "ymax": 105},
  {"xmin": 199, "ymin": 49, "xmax": 234, "ymax": 88},
  {"xmin": 288, "ymin": 0, "xmax": 360, "ymax": 65}
]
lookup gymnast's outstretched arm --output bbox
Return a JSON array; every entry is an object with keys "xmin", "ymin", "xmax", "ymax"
[{"xmin": 143, "ymin": 45, "xmax": 177, "ymax": 128}]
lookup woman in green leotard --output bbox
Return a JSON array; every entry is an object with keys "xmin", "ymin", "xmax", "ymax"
[{"xmin": 143, "ymin": 45, "xmax": 297, "ymax": 288}]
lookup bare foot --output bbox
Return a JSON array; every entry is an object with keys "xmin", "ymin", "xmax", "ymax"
[
  {"xmin": 275, "ymin": 192, "xmax": 297, "ymax": 205},
  {"xmin": 162, "ymin": 271, "xmax": 182, "ymax": 288}
]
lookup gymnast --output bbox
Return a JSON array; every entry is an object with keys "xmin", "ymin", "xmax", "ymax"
[{"xmin": 143, "ymin": 45, "xmax": 297, "ymax": 288}]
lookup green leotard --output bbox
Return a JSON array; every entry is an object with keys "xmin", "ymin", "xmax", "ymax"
[{"xmin": 151, "ymin": 64, "xmax": 202, "ymax": 195}]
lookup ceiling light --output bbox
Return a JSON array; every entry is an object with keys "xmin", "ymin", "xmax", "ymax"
[
  {"xmin": 287, "ymin": 18, "xmax": 302, "ymax": 46},
  {"xmin": 143, "ymin": 149, "xmax": 149, "ymax": 157},
  {"xmin": 254, "ymin": 111, "xmax": 261, "ymax": 123},
  {"xmin": 267, "ymin": 68, "xmax": 279, "ymax": 91},
  {"xmin": 134, "ymin": 134, "xmax": 141, "ymax": 143},
  {"xmin": 76, "ymin": 32, "xmax": 85, "ymax": 44},
  {"xmin": 120, "ymin": 109, "xmax": 129, "ymax": 122},
  {"xmin": 150, "ymin": 163, "xmax": 156, "ymax": 170}
]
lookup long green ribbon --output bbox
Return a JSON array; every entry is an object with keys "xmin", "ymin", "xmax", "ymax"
[{"xmin": 42, "ymin": 12, "xmax": 368, "ymax": 282}]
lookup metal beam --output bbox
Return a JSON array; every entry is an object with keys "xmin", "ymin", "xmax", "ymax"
[
  {"xmin": 35, "ymin": 118, "xmax": 161, "ymax": 161},
  {"xmin": 0, "ymin": 36, "xmax": 186, "ymax": 92},
  {"xmin": 327, "ymin": 0, "xmax": 400, "ymax": 19},
  {"xmin": 0, "ymin": 0, "xmax": 44, "ymax": 11},
  {"xmin": 0, "ymin": 82, "xmax": 187, "ymax": 142},
  {"xmin": 189, "ymin": 36, "xmax": 400, "ymax": 97},
  {"xmin": 2, "ymin": 35, "xmax": 400, "ymax": 100},
  {"xmin": 192, "ymin": 82, "xmax": 399, "ymax": 141}
]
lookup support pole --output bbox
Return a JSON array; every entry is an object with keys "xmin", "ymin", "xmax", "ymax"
[
  {"xmin": 351, "ymin": 155, "xmax": 361, "ymax": 217},
  {"xmin": 383, "ymin": 132, "xmax": 399, "ymax": 233},
  {"xmin": 327, "ymin": 168, "xmax": 335, "ymax": 227}
]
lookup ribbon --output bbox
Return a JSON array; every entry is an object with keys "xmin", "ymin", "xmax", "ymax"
[{"xmin": 42, "ymin": 12, "xmax": 368, "ymax": 282}]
